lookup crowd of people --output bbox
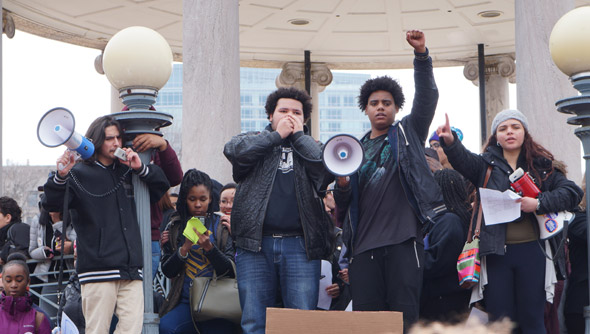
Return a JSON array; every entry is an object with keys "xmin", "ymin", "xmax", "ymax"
[{"xmin": 0, "ymin": 29, "xmax": 588, "ymax": 334}]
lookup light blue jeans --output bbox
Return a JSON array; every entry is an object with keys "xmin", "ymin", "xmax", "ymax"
[
  {"xmin": 236, "ymin": 236, "xmax": 320, "ymax": 334},
  {"xmin": 152, "ymin": 241, "xmax": 160, "ymax": 279}
]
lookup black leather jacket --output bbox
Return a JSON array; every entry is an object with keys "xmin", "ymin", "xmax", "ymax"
[
  {"xmin": 224, "ymin": 126, "xmax": 333, "ymax": 260},
  {"xmin": 443, "ymin": 136, "xmax": 583, "ymax": 257}
]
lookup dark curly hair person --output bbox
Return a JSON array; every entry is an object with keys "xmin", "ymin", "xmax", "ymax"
[
  {"xmin": 0, "ymin": 196, "xmax": 29, "ymax": 265},
  {"xmin": 0, "ymin": 196, "xmax": 22, "ymax": 223},
  {"xmin": 265, "ymin": 87, "xmax": 313, "ymax": 122},
  {"xmin": 358, "ymin": 76, "xmax": 405, "ymax": 111}
]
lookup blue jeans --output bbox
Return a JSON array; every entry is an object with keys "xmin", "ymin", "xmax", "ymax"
[
  {"xmin": 484, "ymin": 241, "xmax": 546, "ymax": 334},
  {"xmin": 236, "ymin": 236, "xmax": 320, "ymax": 334},
  {"xmin": 159, "ymin": 301, "xmax": 234, "ymax": 334},
  {"xmin": 152, "ymin": 241, "xmax": 160, "ymax": 279}
]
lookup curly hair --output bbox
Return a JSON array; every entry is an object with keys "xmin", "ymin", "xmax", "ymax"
[
  {"xmin": 484, "ymin": 129, "xmax": 554, "ymax": 187},
  {"xmin": 84, "ymin": 115, "xmax": 122, "ymax": 163},
  {"xmin": 265, "ymin": 87, "xmax": 313, "ymax": 121},
  {"xmin": 0, "ymin": 196, "xmax": 22, "ymax": 223},
  {"xmin": 176, "ymin": 169, "xmax": 213, "ymax": 224},
  {"xmin": 358, "ymin": 76, "xmax": 405, "ymax": 111}
]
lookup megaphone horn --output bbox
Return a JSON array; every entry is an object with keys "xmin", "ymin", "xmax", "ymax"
[
  {"xmin": 322, "ymin": 134, "xmax": 365, "ymax": 176},
  {"xmin": 37, "ymin": 107, "xmax": 95, "ymax": 161}
]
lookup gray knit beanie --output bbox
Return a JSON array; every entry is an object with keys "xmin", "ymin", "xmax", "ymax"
[{"xmin": 491, "ymin": 109, "xmax": 529, "ymax": 134}]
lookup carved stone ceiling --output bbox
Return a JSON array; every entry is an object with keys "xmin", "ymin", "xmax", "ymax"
[{"xmin": 3, "ymin": 0, "xmax": 590, "ymax": 69}]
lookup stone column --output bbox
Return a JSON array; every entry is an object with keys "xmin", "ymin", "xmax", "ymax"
[
  {"xmin": 182, "ymin": 0, "xmax": 240, "ymax": 184},
  {"xmin": 276, "ymin": 62, "xmax": 333, "ymax": 140},
  {"xmin": 463, "ymin": 55, "xmax": 515, "ymax": 143},
  {"xmin": 515, "ymin": 0, "xmax": 580, "ymax": 182}
]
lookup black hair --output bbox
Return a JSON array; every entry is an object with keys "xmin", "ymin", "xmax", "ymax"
[
  {"xmin": 0, "ymin": 197, "xmax": 22, "ymax": 223},
  {"xmin": 2, "ymin": 252, "xmax": 30, "ymax": 279},
  {"xmin": 358, "ymin": 76, "xmax": 405, "ymax": 111},
  {"xmin": 84, "ymin": 115, "xmax": 122, "ymax": 163},
  {"xmin": 176, "ymin": 169, "xmax": 214, "ymax": 223},
  {"xmin": 38, "ymin": 207, "xmax": 52, "ymax": 226},
  {"xmin": 433, "ymin": 169, "xmax": 472, "ymax": 228},
  {"xmin": 220, "ymin": 183, "xmax": 237, "ymax": 195},
  {"xmin": 265, "ymin": 87, "xmax": 313, "ymax": 122}
]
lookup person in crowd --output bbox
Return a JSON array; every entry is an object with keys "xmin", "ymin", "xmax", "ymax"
[
  {"xmin": 428, "ymin": 127, "xmax": 462, "ymax": 170},
  {"xmin": 424, "ymin": 147, "xmax": 443, "ymax": 173},
  {"xmin": 159, "ymin": 169, "xmax": 236, "ymax": 334},
  {"xmin": 0, "ymin": 196, "xmax": 30, "ymax": 265},
  {"xmin": 564, "ymin": 179, "xmax": 588, "ymax": 333},
  {"xmin": 0, "ymin": 252, "xmax": 51, "ymax": 333},
  {"xmin": 420, "ymin": 169, "xmax": 472, "ymax": 323},
  {"xmin": 437, "ymin": 109, "xmax": 583, "ymax": 333},
  {"xmin": 224, "ymin": 86, "xmax": 334, "ymax": 334},
  {"xmin": 132, "ymin": 133, "xmax": 183, "ymax": 279},
  {"xmin": 42, "ymin": 115, "xmax": 169, "ymax": 334},
  {"xmin": 333, "ymin": 30, "xmax": 443, "ymax": 333},
  {"xmin": 159, "ymin": 191, "xmax": 177, "ymax": 235},
  {"xmin": 59, "ymin": 239, "xmax": 85, "ymax": 334},
  {"xmin": 218, "ymin": 183, "xmax": 236, "ymax": 233},
  {"xmin": 170, "ymin": 193, "xmax": 179, "ymax": 209},
  {"xmin": 28, "ymin": 206, "xmax": 76, "ymax": 326}
]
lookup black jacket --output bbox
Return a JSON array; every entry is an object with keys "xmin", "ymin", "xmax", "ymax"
[
  {"xmin": 42, "ymin": 161, "xmax": 169, "ymax": 283},
  {"xmin": 223, "ymin": 127, "xmax": 334, "ymax": 260},
  {"xmin": 335, "ymin": 51, "xmax": 445, "ymax": 258},
  {"xmin": 0, "ymin": 221, "xmax": 30, "ymax": 263},
  {"xmin": 443, "ymin": 136, "xmax": 583, "ymax": 256},
  {"xmin": 159, "ymin": 213, "xmax": 235, "ymax": 317}
]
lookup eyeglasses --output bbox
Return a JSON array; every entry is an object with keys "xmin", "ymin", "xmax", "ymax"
[{"xmin": 430, "ymin": 142, "xmax": 441, "ymax": 149}]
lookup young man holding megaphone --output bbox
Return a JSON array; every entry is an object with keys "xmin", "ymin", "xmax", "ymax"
[
  {"xmin": 333, "ymin": 30, "xmax": 446, "ymax": 333},
  {"xmin": 42, "ymin": 115, "xmax": 169, "ymax": 334}
]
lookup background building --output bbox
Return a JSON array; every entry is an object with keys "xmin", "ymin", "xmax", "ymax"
[{"xmin": 155, "ymin": 64, "xmax": 371, "ymax": 156}]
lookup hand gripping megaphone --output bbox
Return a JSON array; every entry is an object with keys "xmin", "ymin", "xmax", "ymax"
[
  {"xmin": 37, "ymin": 107, "xmax": 95, "ymax": 163},
  {"xmin": 322, "ymin": 134, "xmax": 365, "ymax": 176}
]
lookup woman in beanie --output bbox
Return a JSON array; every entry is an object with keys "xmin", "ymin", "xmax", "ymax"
[{"xmin": 436, "ymin": 109, "xmax": 582, "ymax": 333}]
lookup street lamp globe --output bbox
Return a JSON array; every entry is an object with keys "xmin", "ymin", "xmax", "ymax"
[
  {"xmin": 102, "ymin": 26, "xmax": 173, "ymax": 92},
  {"xmin": 550, "ymin": 6, "xmax": 590, "ymax": 77}
]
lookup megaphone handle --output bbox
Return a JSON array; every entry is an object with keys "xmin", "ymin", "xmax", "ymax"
[{"xmin": 58, "ymin": 150, "xmax": 80, "ymax": 171}]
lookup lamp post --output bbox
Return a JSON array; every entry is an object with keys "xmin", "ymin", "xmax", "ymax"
[
  {"xmin": 102, "ymin": 26, "xmax": 173, "ymax": 334},
  {"xmin": 550, "ymin": 6, "xmax": 590, "ymax": 333}
]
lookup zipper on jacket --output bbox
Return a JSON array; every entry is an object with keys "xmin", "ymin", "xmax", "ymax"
[
  {"xmin": 258, "ymin": 151, "xmax": 281, "ymax": 252},
  {"xmin": 413, "ymin": 240, "xmax": 421, "ymax": 268}
]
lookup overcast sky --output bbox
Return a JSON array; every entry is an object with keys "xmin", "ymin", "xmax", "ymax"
[{"xmin": 2, "ymin": 31, "xmax": 516, "ymax": 167}]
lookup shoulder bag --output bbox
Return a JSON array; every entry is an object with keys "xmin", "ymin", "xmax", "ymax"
[
  {"xmin": 457, "ymin": 166, "xmax": 492, "ymax": 289},
  {"xmin": 189, "ymin": 256, "xmax": 241, "ymax": 325}
]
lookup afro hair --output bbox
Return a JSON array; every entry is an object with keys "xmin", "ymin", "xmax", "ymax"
[{"xmin": 358, "ymin": 76, "xmax": 405, "ymax": 111}]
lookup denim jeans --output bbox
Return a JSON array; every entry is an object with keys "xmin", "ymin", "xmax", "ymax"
[
  {"xmin": 236, "ymin": 236, "xmax": 320, "ymax": 334},
  {"xmin": 159, "ymin": 301, "xmax": 235, "ymax": 334},
  {"xmin": 152, "ymin": 241, "xmax": 160, "ymax": 279}
]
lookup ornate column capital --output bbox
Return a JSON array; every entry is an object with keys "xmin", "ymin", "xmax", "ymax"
[
  {"xmin": 463, "ymin": 55, "xmax": 516, "ymax": 85},
  {"xmin": 276, "ymin": 62, "xmax": 333, "ymax": 90}
]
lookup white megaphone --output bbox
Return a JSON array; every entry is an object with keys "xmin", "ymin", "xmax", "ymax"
[
  {"xmin": 322, "ymin": 134, "xmax": 365, "ymax": 176},
  {"xmin": 37, "ymin": 108, "xmax": 95, "ymax": 167}
]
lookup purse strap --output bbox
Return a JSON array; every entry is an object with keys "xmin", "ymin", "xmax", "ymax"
[
  {"xmin": 212, "ymin": 259, "xmax": 238, "ymax": 281},
  {"xmin": 467, "ymin": 166, "xmax": 492, "ymax": 243}
]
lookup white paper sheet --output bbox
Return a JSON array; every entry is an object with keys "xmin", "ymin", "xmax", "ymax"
[
  {"xmin": 479, "ymin": 188, "xmax": 521, "ymax": 225},
  {"xmin": 60, "ymin": 311, "xmax": 80, "ymax": 334},
  {"xmin": 317, "ymin": 260, "xmax": 333, "ymax": 310}
]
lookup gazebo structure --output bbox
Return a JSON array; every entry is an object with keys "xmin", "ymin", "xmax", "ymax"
[{"xmin": 3, "ymin": 0, "xmax": 589, "ymax": 183}]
